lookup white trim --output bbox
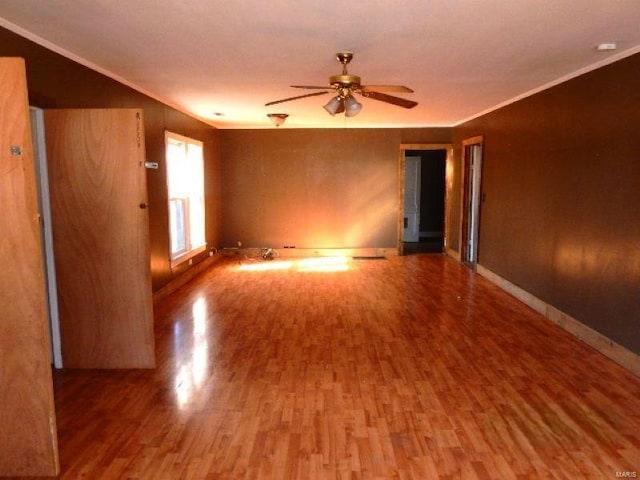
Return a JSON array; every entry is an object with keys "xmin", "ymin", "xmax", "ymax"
[
  {"xmin": 165, "ymin": 131, "xmax": 206, "ymax": 268},
  {"xmin": 165, "ymin": 130, "xmax": 204, "ymax": 148},
  {"xmin": 476, "ymin": 264, "xmax": 640, "ymax": 377},
  {"xmin": 170, "ymin": 244, "xmax": 207, "ymax": 270}
]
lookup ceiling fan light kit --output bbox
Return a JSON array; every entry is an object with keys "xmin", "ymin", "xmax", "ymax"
[
  {"xmin": 267, "ymin": 113, "xmax": 289, "ymax": 127},
  {"xmin": 265, "ymin": 52, "xmax": 417, "ymax": 118}
]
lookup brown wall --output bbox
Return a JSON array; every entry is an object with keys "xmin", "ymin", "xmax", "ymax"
[
  {"xmin": 220, "ymin": 128, "xmax": 451, "ymax": 249},
  {"xmin": 454, "ymin": 53, "xmax": 640, "ymax": 354},
  {"xmin": 7, "ymin": 22, "xmax": 634, "ymax": 360},
  {"xmin": 0, "ymin": 27, "xmax": 222, "ymax": 291}
]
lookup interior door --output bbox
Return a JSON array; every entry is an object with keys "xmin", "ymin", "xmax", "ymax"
[
  {"xmin": 44, "ymin": 108, "xmax": 155, "ymax": 368},
  {"xmin": 462, "ymin": 140, "xmax": 483, "ymax": 263},
  {"xmin": 0, "ymin": 58, "xmax": 59, "ymax": 476},
  {"xmin": 403, "ymin": 155, "xmax": 421, "ymax": 242},
  {"xmin": 468, "ymin": 144, "xmax": 483, "ymax": 262}
]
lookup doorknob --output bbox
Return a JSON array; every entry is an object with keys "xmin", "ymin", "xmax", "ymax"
[{"xmin": 139, "ymin": 202, "xmax": 149, "ymax": 209}]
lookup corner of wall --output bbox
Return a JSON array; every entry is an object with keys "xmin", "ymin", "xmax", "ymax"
[{"xmin": 476, "ymin": 263, "xmax": 640, "ymax": 377}]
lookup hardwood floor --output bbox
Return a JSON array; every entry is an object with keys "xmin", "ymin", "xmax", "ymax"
[
  {"xmin": 403, "ymin": 236, "xmax": 444, "ymax": 254},
  {"xmin": 46, "ymin": 255, "xmax": 640, "ymax": 478}
]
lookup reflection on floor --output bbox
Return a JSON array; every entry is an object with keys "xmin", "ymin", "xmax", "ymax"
[
  {"xmin": 403, "ymin": 236, "xmax": 443, "ymax": 254},
  {"xmin": 51, "ymin": 255, "xmax": 640, "ymax": 479}
]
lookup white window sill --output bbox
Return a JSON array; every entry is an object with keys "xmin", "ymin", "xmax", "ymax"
[{"xmin": 170, "ymin": 244, "xmax": 207, "ymax": 270}]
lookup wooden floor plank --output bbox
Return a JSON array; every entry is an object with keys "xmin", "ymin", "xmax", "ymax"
[{"xmin": 38, "ymin": 255, "xmax": 640, "ymax": 478}]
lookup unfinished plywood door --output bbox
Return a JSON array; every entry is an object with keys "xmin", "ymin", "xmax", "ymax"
[
  {"xmin": 0, "ymin": 58, "xmax": 59, "ymax": 476},
  {"xmin": 45, "ymin": 109, "xmax": 155, "ymax": 368}
]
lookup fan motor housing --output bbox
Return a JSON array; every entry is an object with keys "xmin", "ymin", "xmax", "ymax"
[{"xmin": 329, "ymin": 74, "xmax": 361, "ymax": 88}]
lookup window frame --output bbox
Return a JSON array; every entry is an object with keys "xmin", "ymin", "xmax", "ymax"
[{"xmin": 165, "ymin": 131, "xmax": 206, "ymax": 268}]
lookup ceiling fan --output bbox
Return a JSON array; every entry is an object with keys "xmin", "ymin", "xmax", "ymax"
[{"xmin": 265, "ymin": 52, "xmax": 418, "ymax": 117}]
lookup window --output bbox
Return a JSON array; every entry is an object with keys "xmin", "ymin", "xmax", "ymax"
[{"xmin": 165, "ymin": 131, "xmax": 206, "ymax": 267}]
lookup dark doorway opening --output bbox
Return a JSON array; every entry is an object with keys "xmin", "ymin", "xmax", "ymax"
[{"xmin": 403, "ymin": 149, "xmax": 446, "ymax": 254}]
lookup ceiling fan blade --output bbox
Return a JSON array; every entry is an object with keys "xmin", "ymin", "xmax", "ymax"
[
  {"xmin": 291, "ymin": 85, "xmax": 333, "ymax": 90},
  {"xmin": 362, "ymin": 85, "xmax": 414, "ymax": 93},
  {"xmin": 361, "ymin": 90, "xmax": 418, "ymax": 109},
  {"xmin": 265, "ymin": 91, "xmax": 329, "ymax": 107}
]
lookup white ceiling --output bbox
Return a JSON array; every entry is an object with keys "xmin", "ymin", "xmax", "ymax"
[{"xmin": 1, "ymin": 0, "xmax": 640, "ymax": 129}]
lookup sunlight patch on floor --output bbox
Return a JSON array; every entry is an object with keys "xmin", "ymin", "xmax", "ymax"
[{"xmin": 237, "ymin": 256, "xmax": 349, "ymax": 273}]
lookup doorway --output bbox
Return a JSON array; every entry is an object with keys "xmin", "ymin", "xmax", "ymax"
[
  {"xmin": 398, "ymin": 144, "xmax": 451, "ymax": 255},
  {"xmin": 461, "ymin": 136, "xmax": 484, "ymax": 265}
]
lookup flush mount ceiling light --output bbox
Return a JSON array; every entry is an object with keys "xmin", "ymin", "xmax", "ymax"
[
  {"xmin": 267, "ymin": 113, "xmax": 289, "ymax": 127},
  {"xmin": 266, "ymin": 52, "xmax": 417, "ymax": 118},
  {"xmin": 596, "ymin": 42, "xmax": 617, "ymax": 51}
]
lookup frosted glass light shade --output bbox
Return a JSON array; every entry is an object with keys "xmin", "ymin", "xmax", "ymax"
[
  {"xmin": 323, "ymin": 96, "xmax": 342, "ymax": 115},
  {"xmin": 267, "ymin": 113, "xmax": 288, "ymax": 127},
  {"xmin": 344, "ymin": 96, "xmax": 362, "ymax": 117}
]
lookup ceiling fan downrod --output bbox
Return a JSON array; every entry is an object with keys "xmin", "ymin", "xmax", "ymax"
[{"xmin": 330, "ymin": 52, "xmax": 360, "ymax": 91}]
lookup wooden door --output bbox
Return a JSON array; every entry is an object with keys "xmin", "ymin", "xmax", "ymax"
[
  {"xmin": 0, "ymin": 58, "xmax": 59, "ymax": 476},
  {"xmin": 45, "ymin": 109, "xmax": 155, "ymax": 368}
]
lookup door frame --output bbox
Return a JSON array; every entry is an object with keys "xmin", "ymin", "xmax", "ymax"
[
  {"xmin": 397, "ymin": 143, "xmax": 453, "ymax": 255},
  {"xmin": 30, "ymin": 107, "xmax": 63, "ymax": 369},
  {"xmin": 460, "ymin": 136, "xmax": 484, "ymax": 264}
]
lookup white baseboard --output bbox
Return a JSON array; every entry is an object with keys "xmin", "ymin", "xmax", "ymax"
[{"xmin": 476, "ymin": 264, "xmax": 640, "ymax": 377}]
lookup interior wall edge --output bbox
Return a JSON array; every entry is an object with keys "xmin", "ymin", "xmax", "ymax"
[
  {"xmin": 477, "ymin": 264, "xmax": 640, "ymax": 377},
  {"xmin": 153, "ymin": 252, "xmax": 224, "ymax": 304},
  {"xmin": 444, "ymin": 247, "xmax": 461, "ymax": 262},
  {"xmin": 451, "ymin": 52, "xmax": 640, "ymax": 357}
]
